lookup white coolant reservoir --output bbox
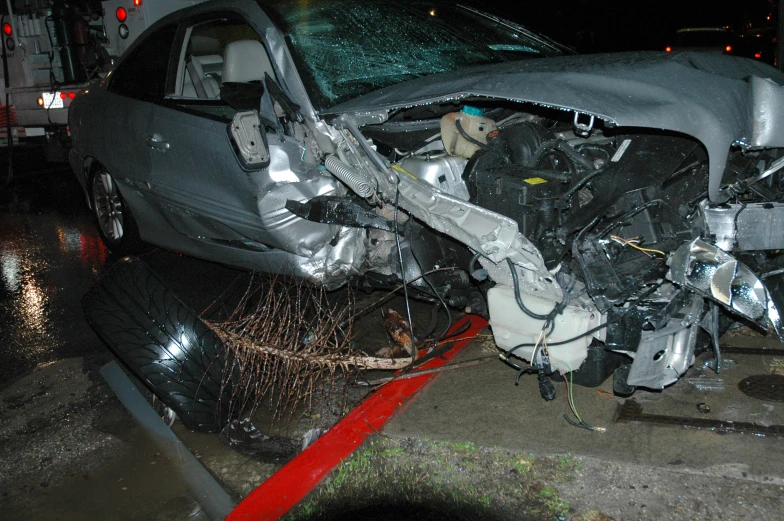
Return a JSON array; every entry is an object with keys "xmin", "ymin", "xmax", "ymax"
[
  {"xmin": 488, "ymin": 285, "xmax": 604, "ymax": 373},
  {"xmin": 440, "ymin": 106, "xmax": 497, "ymax": 159}
]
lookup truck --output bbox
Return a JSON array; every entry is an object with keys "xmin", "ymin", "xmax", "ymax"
[{"xmin": 0, "ymin": 0, "xmax": 204, "ymax": 159}]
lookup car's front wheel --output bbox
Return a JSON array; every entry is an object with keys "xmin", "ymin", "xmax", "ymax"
[{"xmin": 91, "ymin": 166, "xmax": 142, "ymax": 254}]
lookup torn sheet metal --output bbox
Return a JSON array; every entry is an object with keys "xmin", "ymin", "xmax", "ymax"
[
  {"xmin": 699, "ymin": 200, "xmax": 784, "ymax": 251},
  {"xmin": 326, "ymin": 52, "xmax": 784, "ymax": 204},
  {"xmin": 627, "ymin": 294, "xmax": 703, "ymax": 389},
  {"xmin": 668, "ymin": 238, "xmax": 784, "ymax": 339}
]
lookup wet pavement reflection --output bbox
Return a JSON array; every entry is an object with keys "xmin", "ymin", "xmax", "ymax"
[{"xmin": 0, "ymin": 167, "xmax": 109, "ymax": 383}]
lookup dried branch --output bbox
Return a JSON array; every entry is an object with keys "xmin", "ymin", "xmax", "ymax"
[{"xmin": 206, "ymin": 276, "xmax": 409, "ymax": 423}]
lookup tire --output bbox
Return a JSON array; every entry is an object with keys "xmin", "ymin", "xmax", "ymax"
[
  {"xmin": 83, "ymin": 256, "xmax": 236, "ymax": 432},
  {"xmin": 91, "ymin": 166, "xmax": 143, "ymax": 255}
]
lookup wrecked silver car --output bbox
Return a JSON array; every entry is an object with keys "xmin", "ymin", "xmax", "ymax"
[{"xmin": 70, "ymin": 0, "xmax": 784, "ymax": 398}]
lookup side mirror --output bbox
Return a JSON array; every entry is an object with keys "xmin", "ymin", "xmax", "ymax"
[{"xmin": 227, "ymin": 110, "xmax": 270, "ymax": 171}]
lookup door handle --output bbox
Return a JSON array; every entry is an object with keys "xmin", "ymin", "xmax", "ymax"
[{"xmin": 146, "ymin": 134, "xmax": 170, "ymax": 152}]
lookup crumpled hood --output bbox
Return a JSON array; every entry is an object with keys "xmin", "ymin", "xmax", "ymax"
[{"xmin": 327, "ymin": 51, "xmax": 784, "ymax": 203}]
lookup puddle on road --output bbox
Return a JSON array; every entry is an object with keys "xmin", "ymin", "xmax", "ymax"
[{"xmin": 1, "ymin": 425, "xmax": 199, "ymax": 521}]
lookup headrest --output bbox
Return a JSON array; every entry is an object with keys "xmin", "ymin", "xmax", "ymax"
[{"xmin": 222, "ymin": 40, "xmax": 274, "ymax": 83}]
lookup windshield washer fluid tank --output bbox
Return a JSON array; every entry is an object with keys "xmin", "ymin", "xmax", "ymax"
[
  {"xmin": 441, "ymin": 106, "xmax": 497, "ymax": 159},
  {"xmin": 488, "ymin": 285, "xmax": 604, "ymax": 373}
]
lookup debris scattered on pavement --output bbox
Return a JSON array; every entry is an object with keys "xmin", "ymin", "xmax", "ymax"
[{"xmin": 378, "ymin": 308, "xmax": 414, "ymax": 358}]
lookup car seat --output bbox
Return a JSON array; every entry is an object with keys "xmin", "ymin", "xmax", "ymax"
[
  {"xmin": 183, "ymin": 54, "xmax": 223, "ymax": 99},
  {"xmin": 222, "ymin": 40, "xmax": 274, "ymax": 83}
]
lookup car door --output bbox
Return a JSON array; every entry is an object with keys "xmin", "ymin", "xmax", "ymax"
[
  {"xmin": 142, "ymin": 11, "xmax": 332, "ymax": 256},
  {"xmin": 94, "ymin": 22, "xmax": 180, "ymax": 194}
]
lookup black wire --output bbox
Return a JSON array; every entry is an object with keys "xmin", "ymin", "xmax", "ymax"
[
  {"xmin": 596, "ymin": 199, "xmax": 664, "ymax": 239},
  {"xmin": 455, "ymin": 117, "xmax": 489, "ymax": 151},
  {"xmin": 506, "ymin": 258, "xmax": 552, "ymax": 320},
  {"xmin": 574, "ymin": 143, "xmax": 611, "ymax": 163},
  {"xmin": 529, "ymin": 139, "xmax": 595, "ymax": 172},
  {"xmin": 507, "ymin": 320, "xmax": 614, "ymax": 357},
  {"xmin": 418, "ymin": 302, "xmax": 442, "ymax": 341},
  {"xmin": 733, "ymin": 201, "xmax": 748, "ymax": 241},
  {"xmin": 407, "ymin": 219, "xmax": 452, "ymax": 343},
  {"xmin": 393, "ymin": 177, "xmax": 416, "ymax": 362},
  {"xmin": 561, "ymin": 167, "xmax": 607, "ymax": 201},
  {"xmin": 564, "ymin": 413, "xmax": 594, "ymax": 431}
]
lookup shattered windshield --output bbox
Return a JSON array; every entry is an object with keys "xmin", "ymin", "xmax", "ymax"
[{"xmin": 259, "ymin": 0, "xmax": 561, "ymax": 109}]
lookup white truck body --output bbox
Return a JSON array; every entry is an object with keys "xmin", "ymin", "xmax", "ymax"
[{"xmin": 0, "ymin": 0, "xmax": 204, "ymax": 148}]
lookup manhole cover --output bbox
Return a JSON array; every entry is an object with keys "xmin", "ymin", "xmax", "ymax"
[{"xmin": 738, "ymin": 375, "xmax": 784, "ymax": 402}]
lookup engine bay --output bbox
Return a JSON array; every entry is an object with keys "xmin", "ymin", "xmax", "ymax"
[{"xmin": 290, "ymin": 97, "xmax": 784, "ymax": 397}]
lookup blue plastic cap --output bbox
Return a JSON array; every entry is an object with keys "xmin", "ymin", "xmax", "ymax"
[{"xmin": 461, "ymin": 105, "xmax": 484, "ymax": 117}]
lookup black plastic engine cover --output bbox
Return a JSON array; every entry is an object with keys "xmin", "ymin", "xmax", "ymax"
[{"xmin": 474, "ymin": 164, "xmax": 567, "ymax": 236}]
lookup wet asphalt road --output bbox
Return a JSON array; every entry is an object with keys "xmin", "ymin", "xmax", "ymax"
[
  {"xmin": 0, "ymin": 159, "xmax": 108, "ymax": 383},
  {"xmin": 0, "ymin": 153, "xmax": 267, "ymax": 520},
  {"xmin": 0, "ymin": 155, "xmax": 257, "ymax": 385}
]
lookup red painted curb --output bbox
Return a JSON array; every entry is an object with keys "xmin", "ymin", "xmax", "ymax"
[{"xmin": 226, "ymin": 314, "xmax": 488, "ymax": 521}]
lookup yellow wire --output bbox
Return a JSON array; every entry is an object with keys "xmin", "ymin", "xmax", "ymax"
[{"xmin": 610, "ymin": 234, "xmax": 666, "ymax": 258}]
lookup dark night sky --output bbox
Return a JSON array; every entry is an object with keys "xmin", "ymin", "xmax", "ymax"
[{"xmin": 467, "ymin": 0, "xmax": 776, "ymax": 52}]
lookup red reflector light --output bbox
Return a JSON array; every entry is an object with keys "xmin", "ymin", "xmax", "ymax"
[
  {"xmin": 665, "ymin": 46, "xmax": 672, "ymax": 52},
  {"xmin": 59, "ymin": 92, "xmax": 66, "ymax": 100},
  {"xmin": 134, "ymin": 0, "xmax": 142, "ymax": 5},
  {"xmin": 755, "ymin": 53, "xmax": 762, "ymax": 59},
  {"xmin": 68, "ymin": 92, "xmax": 76, "ymax": 99},
  {"xmin": 2, "ymin": 23, "xmax": 12, "ymax": 36},
  {"xmin": 725, "ymin": 45, "xmax": 732, "ymax": 53},
  {"xmin": 116, "ymin": 7, "xmax": 127, "ymax": 22}
]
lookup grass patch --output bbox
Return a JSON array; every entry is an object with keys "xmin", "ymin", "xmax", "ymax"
[{"xmin": 285, "ymin": 437, "xmax": 598, "ymax": 521}]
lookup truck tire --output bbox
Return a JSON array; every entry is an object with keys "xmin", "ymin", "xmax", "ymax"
[{"xmin": 83, "ymin": 256, "xmax": 237, "ymax": 432}]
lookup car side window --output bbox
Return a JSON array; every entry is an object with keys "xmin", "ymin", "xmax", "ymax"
[
  {"xmin": 108, "ymin": 23, "xmax": 178, "ymax": 102},
  {"xmin": 166, "ymin": 15, "xmax": 276, "ymax": 121}
]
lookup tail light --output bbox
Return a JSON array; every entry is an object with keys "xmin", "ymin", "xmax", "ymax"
[
  {"xmin": 665, "ymin": 46, "xmax": 672, "ymax": 52},
  {"xmin": 725, "ymin": 45, "xmax": 732, "ymax": 53},
  {"xmin": 755, "ymin": 53, "xmax": 762, "ymax": 59},
  {"xmin": 2, "ymin": 22, "xmax": 12, "ymax": 36},
  {"xmin": 116, "ymin": 7, "xmax": 127, "ymax": 23}
]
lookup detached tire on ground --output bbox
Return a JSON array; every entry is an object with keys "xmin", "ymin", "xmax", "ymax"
[{"xmin": 83, "ymin": 257, "xmax": 236, "ymax": 432}]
